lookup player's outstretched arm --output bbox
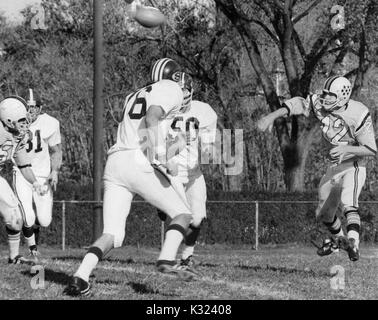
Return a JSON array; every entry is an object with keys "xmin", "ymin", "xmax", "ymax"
[
  {"xmin": 257, "ymin": 96, "xmax": 309, "ymax": 133},
  {"xmin": 257, "ymin": 108, "xmax": 288, "ymax": 133}
]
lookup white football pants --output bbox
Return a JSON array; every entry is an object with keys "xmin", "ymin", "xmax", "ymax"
[
  {"xmin": 13, "ymin": 171, "xmax": 53, "ymax": 228},
  {"xmin": 316, "ymin": 160, "xmax": 366, "ymax": 220},
  {"xmin": 103, "ymin": 149, "xmax": 192, "ymax": 247},
  {"xmin": 0, "ymin": 176, "xmax": 23, "ymax": 231},
  {"xmin": 180, "ymin": 173, "xmax": 207, "ymax": 227}
]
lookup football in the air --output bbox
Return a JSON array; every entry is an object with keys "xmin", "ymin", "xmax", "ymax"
[{"xmin": 130, "ymin": 4, "xmax": 166, "ymax": 28}]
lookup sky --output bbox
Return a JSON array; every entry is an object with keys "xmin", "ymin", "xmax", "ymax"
[{"xmin": 0, "ymin": 0, "xmax": 41, "ymax": 23}]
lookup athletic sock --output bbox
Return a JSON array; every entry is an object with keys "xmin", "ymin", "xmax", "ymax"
[
  {"xmin": 323, "ymin": 215, "xmax": 344, "ymax": 237},
  {"xmin": 74, "ymin": 247, "xmax": 103, "ymax": 282},
  {"xmin": 181, "ymin": 246, "xmax": 194, "ymax": 260},
  {"xmin": 158, "ymin": 230, "xmax": 184, "ymax": 262},
  {"xmin": 23, "ymin": 226, "xmax": 36, "ymax": 250},
  {"xmin": 6, "ymin": 227, "xmax": 21, "ymax": 260},
  {"xmin": 345, "ymin": 209, "xmax": 360, "ymax": 248}
]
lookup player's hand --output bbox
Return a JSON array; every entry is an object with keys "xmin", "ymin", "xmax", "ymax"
[
  {"xmin": 257, "ymin": 115, "xmax": 274, "ymax": 133},
  {"xmin": 329, "ymin": 145, "xmax": 353, "ymax": 164},
  {"xmin": 166, "ymin": 160, "xmax": 178, "ymax": 176},
  {"xmin": 32, "ymin": 181, "xmax": 48, "ymax": 196},
  {"xmin": 48, "ymin": 170, "xmax": 59, "ymax": 191}
]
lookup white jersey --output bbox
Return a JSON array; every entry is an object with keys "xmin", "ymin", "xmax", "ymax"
[
  {"xmin": 19, "ymin": 113, "xmax": 61, "ymax": 178},
  {"xmin": 108, "ymin": 80, "xmax": 183, "ymax": 155},
  {"xmin": 165, "ymin": 100, "xmax": 217, "ymax": 179}
]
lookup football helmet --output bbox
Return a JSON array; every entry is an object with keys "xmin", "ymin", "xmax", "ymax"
[
  {"xmin": 150, "ymin": 58, "xmax": 181, "ymax": 83},
  {"xmin": 175, "ymin": 71, "xmax": 193, "ymax": 113},
  {"xmin": 0, "ymin": 96, "xmax": 29, "ymax": 137},
  {"xmin": 319, "ymin": 76, "xmax": 352, "ymax": 111},
  {"xmin": 25, "ymin": 88, "xmax": 42, "ymax": 123}
]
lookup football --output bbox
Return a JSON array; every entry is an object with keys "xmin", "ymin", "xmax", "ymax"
[{"xmin": 129, "ymin": 4, "xmax": 166, "ymax": 28}]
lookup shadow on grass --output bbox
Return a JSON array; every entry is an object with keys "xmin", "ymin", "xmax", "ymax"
[
  {"xmin": 21, "ymin": 268, "xmax": 71, "ymax": 286},
  {"xmin": 236, "ymin": 263, "xmax": 330, "ymax": 277},
  {"xmin": 128, "ymin": 281, "xmax": 177, "ymax": 297},
  {"xmin": 52, "ymin": 255, "xmax": 156, "ymax": 266}
]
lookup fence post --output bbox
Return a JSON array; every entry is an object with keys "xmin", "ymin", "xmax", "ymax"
[
  {"xmin": 62, "ymin": 201, "xmax": 66, "ymax": 251},
  {"xmin": 160, "ymin": 220, "xmax": 164, "ymax": 249},
  {"xmin": 255, "ymin": 201, "xmax": 259, "ymax": 251}
]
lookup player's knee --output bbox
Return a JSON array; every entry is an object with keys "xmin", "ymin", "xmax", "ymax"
[
  {"xmin": 4, "ymin": 211, "xmax": 23, "ymax": 231},
  {"xmin": 5, "ymin": 225, "xmax": 21, "ymax": 235},
  {"xmin": 190, "ymin": 215, "xmax": 204, "ymax": 228},
  {"xmin": 111, "ymin": 231, "xmax": 124, "ymax": 248},
  {"xmin": 24, "ymin": 215, "xmax": 36, "ymax": 228},
  {"xmin": 167, "ymin": 213, "xmax": 192, "ymax": 238},
  {"xmin": 37, "ymin": 216, "xmax": 52, "ymax": 228}
]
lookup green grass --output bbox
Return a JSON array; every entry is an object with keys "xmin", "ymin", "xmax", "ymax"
[{"xmin": 0, "ymin": 244, "xmax": 377, "ymax": 300}]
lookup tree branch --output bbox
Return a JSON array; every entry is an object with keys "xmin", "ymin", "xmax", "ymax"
[
  {"xmin": 292, "ymin": 28, "xmax": 306, "ymax": 60},
  {"xmin": 293, "ymin": 0, "xmax": 323, "ymax": 24},
  {"xmin": 250, "ymin": 19, "xmax": 280, "ymax": 45}
]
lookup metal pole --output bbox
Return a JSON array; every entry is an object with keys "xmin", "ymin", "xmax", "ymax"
[
  {"xmin": 255, "ymin": 201, "xmax": 259, "ymax": 251},
  {"xmin": 62, "ymin": 201, "xmax": 66, "ymax": 251},
  {"xmin": 93, "ymin": 0, "xmax": 104, "ymax": 241},
  {"xmin": 160, "ymin": 220, "xmax": 164, "ymax": 249}
]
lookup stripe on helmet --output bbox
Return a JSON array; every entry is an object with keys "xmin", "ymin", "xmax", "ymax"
[
  {"xmin": 324, "ymin": 76, "xmax": 339, "ymax": 91},
  {"xmin": 28, "ymin": 88, "xmax": 36, "ymax": 106},
  {"xmin": 152, "ymin": 58, "xmax": 171, "ymax": 82}
]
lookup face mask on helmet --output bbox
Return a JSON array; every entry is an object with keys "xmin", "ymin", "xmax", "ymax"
[
  {"xmin": 319, "ymin": 76, "xmax": 352, "ymax": 111},
  {"xmin": 25, "ymin": 88, "xmax": 42, "ymax": 123},
  {"xmin": 0, "ymin": 96, "xmax": 30, "ymax": 138},
  {"xmin": 150, "ymin": 58, "xmax": 181, "ymax": 83},
  {"xmin": 173, "ymin": 72, "xmax": 193, "ymax": 113}
]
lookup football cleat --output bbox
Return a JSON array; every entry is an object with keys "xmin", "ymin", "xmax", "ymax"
[
  {"xmin": 8, "ymin": 254, "xmax": 36, "ymax": 265},
  {"xmin": 316, "ymin": 237, "xmax": 339, "ymax": 256},
  {"xmin": 157, "ymin": 263, "xmax": 196, "ymax": 281},
  {"xmin": 28, "ymin": 249, "xmax": 40, "ymax": 264},
  {"xmin": 64, "ymin": 276, "xmax": 91, "ymax": 297},
  {"xmin": 338, "ymin": 237, "xmax": 360, "ymax": 262},
  {"xmin": 180, "ymin": 255, "xmax": 196, "ymax": 267}
]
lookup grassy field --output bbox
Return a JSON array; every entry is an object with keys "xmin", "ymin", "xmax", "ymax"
[{"xmin": 0, "ymin": 243, "xmax": 377, "ymax": 300}]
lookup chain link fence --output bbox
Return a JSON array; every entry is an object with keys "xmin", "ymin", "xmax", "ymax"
[{"xmin": 3, "ymin": 200, "xmax": 373, "ymax": 250}]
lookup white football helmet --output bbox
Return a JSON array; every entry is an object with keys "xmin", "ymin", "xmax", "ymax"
[
  {"xmin": 319, "ymin": 76, "xmax": 352, "ymax": 111},
  {"xmin": 0, "ymin": 96, "xmax": 29, "ymax": 137},
  {"xmin": 25, "ymin": 88, "xmax": 42, "ymax": 123}
]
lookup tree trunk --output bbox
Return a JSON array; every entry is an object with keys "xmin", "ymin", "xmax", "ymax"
[{"xmin": 283, "ymin": 123, "xmax": 318, "ymax": 191}]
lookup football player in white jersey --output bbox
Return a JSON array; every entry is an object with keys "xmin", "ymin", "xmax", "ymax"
[
  {"xmin": 159, "ymin": 97, "xmax": 218, "ymax": 268},
  {"xmin": 12, "ymin": 89, "xmax": 62, "ymax": 262},
  {"xmin": 257, "ymin": 76, "xmax": 377, "ymax": 261},
  {"xmin": 65, "ymin": 58, "xmax": 197, "ymax": 297},
  {"xmin": 0, "ymin": 96, "xmax": 47, "ymax": 264}
]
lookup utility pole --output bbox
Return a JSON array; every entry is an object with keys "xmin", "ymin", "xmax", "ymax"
[{"xmin": 93, "ymin": 0, "xmax": 104, "ymax": 241}]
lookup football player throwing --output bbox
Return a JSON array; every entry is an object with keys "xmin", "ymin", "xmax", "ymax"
[
  {"xmin": 257, "ymin": 76, "xmax": 377, "ymax": 261},
  {"xmin": 65, "ymin": 58, "xmax": 197, "ymax": 297}
]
